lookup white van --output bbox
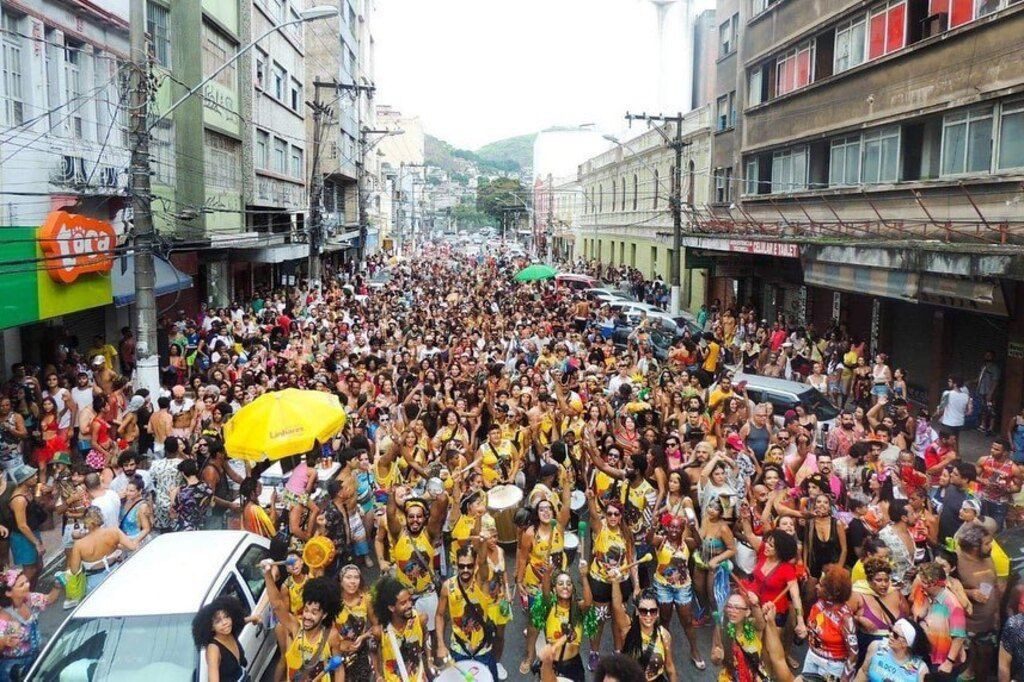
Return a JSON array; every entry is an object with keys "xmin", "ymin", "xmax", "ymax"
[{"xmin": 26, "ymin": 531, "xmax": 275, "ymax": 682}]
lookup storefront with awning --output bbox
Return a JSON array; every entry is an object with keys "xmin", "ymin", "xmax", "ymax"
[{"xmin": 112, "ymin": 254, "xmax": 194, "ymax": 307}]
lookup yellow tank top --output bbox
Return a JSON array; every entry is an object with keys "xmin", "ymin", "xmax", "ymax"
[
  {"xmin": 544, "ymin": 602, "xmax": 582, "ymax": 648},
  {"xmin": 449, "ymin": 513, "xmax": 482, "ymax": 566},
  {"xmin": 481, "ymin": 442, "xmax": 512, "ymax": 487},
  {"xmin": 376, "ymin": 458, "xmax": 402, "ymax": 491},
  {"xmin": 639, "ymin": 627, "xmax": 668, "ymax": 681},
  {"xmin": 589, "ymin": 526, "xmax": 628, "ymax": 583},
  {"xmin": 653, "ymin": 540, "xmax": 691, "ymax": 588},
  {"xmin": 335, "ymin": 592, "xmax": 370, "ymax": 642},
  {"xmin": 399, "ymin": 446, "xmax": 429, "ymax": 485},
  {"xmin": 538, "ymin": 414, "xmax": 554, "ymax": 446},
  {"xmin": 392, "ymin": 530, "xmax": 436, "ymax": 595},
  {"xmin": 381, "ymin": 616, "xmax": 426, "ymax": 682},
  {"xmin": 525, "ymin": 525, "xmax": 566, "ymax": 587},
  {"xmin": 446, "ymin": 576, "xmax": 493, "ymax": 655},
  {"xmin": 284, "ymin": 575, "xmax": 308, "ymax": 615},
  {"xmin": 284, "ymin": 626, "xmax": 331, "ymax": 680},
  {"xmin": 595, "ymin": 471, "xmax": 618, "ymax": 507}
]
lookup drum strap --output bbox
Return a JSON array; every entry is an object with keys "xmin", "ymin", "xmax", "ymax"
[
  {"xmin": 386, "ymin": 624, "xmax": 411, "ymax": 682},
  {"xmin": 454, "ymin": 578, "xmax": 496, "ymax": 656}
]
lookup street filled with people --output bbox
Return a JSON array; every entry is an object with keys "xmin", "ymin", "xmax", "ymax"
[{"xmin": 1, "ymin": 242, "xmax": 1023, "ymax": 681}]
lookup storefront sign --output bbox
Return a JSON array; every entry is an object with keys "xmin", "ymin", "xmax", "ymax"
[
  {"xmin": 727, "ymin": 240, "xmax": 800, "ymax": 258},
  {"xmin": 38, "ymin": 211, "xmax": 116, "ymax": 284}
]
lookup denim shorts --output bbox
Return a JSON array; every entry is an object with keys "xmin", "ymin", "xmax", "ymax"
[{"xmin": 654, "ymin": 580, "xmax": 693, "ymax": 606}]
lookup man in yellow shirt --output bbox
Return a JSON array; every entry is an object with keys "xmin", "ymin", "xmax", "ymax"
[
  {"xmin": 698, "ymin": 333, "xmax": 721, "ymax": 387},
  {"xmin": 708, "ymin": 374, "xmax": 734, "ymax": 413},
  {"xmin": 85, "ymin": 334, "xmax": 119, "ymax": 371}
]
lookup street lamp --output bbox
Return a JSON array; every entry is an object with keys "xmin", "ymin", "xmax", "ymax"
[{"xmin": 150, "ymin": 5, "xmax": 339, "ymax": 127}]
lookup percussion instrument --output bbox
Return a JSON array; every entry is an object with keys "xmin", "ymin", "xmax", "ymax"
[
  {"xmin": 302, "ymin": 536, "xmax": 336, "ymax": 570},
  {"xmin": 563, "ymin": 531, "xmax": 580, "ymax": 565},
  {"xmin": 568, "ymin": 489, "xmax": 586, "ymax": 530},
  {"xmin": 487, "ymin": 484, "xmax": 524, "ymax": 544},
  {"xmin": 434, "ymin": 659, "xmax": 494, "ymax": 682}
]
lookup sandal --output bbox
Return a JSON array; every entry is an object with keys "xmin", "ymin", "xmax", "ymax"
[
  {"xmin": 691, "ymin": 657, "xmax": 707, "ymax": 670},
  {"xmin": 519, "ymin": 659, "xmax": 532, "ymax": 675}
]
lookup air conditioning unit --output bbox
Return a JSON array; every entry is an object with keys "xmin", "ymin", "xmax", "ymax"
[{"xmin": 922, "ymin": 12, "xmax": 948, "ymax": 38}]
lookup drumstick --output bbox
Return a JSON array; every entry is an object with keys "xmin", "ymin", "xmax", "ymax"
[
  {"xmin": 613, "ymin": 553, "xmax": 654, "ymax": 575},
  {"xmin": 455, "ymin": 459, "xmax": 481, "ymax": 477}
]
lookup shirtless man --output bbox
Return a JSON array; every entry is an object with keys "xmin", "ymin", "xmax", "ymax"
[
  {"xmin": 92, "ymin": 355, "xmax": 117, "ymax": 396},
  {"xmin": 169, "ymin": 385, "xmax": 197, "ymax": 441},
  {"xmin": 148, "ymin": 395, "xmax": 173, "ymax": 458},
  {"xmin": 573, "ymin": 296, "xmax": 591, "ymax": 333},
  {"xmin": 68, "ymin": 506, "xmax": 139, "ymax": 596}
]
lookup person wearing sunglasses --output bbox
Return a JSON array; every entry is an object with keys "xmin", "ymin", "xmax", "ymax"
[
  {"xmin": 435, "ymin": 544, "xmax": 499, "ymax": 681},
  {"xmin": 586, "ymin": 493, "xmax": 636, "ymax": 671},
  {"xmin": 606, "ymin": 581, "xmax": 677, "ymax": 682},
  {"xmin": 853, "ymin": 617, "xmax": 930, "ymax": 682}
]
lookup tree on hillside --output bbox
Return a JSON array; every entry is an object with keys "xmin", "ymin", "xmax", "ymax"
[
  {"xmin": 476, "ymin": 177, "xmax": 528, "ymax": 222},
  {"xmin": 452, "ymin": 204, "xmax": 491, "ymax": 228}
]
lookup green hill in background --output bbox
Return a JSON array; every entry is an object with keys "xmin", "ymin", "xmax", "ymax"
[{"xmin": 425, "ymin": 132, "xmax": 536, "ymax": 176}]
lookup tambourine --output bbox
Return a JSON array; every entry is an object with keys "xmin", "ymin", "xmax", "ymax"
[{"xmin": 302, "ymin": 536, "xmax": 336, "ymax": 570}]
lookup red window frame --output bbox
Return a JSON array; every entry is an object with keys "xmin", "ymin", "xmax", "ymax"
[{"xmin": 868, "ymin": 0, "xmax": 907, "ymax": 60}]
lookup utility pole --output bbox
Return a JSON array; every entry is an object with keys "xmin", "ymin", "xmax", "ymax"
[
  {"xmin": 306, "ymin": 86, "xmax": 331, "ymax": 284},
  {"xmin": 626, "ymin": 111, "xmax": 689, "ymax": 315},
  {"xmin": 128, "ymin": 0, "xmax": 159, "ymax": 396}
]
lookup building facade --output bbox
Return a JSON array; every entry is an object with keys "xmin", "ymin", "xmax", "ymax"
[
  {"xmin": 705, "ymin": 0, "xmax": 1024, "ymax": 419},
  {"xmin": 576, "ymin": 106, "xmax": 712, "ymax": 314}
]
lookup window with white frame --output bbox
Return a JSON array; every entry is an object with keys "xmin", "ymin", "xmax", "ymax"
[
  {"xmin": 867, "ymin": 1, "xmax": 907, "ymax": 61},
  {"xmin": 272, "ymin": 63, "xmax": 286, "ymax": 102},
  {"xmin": 202, "ymin": 22, "xmax": 237, "ymax": 90},
  {"xmin": 771, "ymin": 147, "xmax": 808, "ymax": 193},
  {"xmin": 147, "ymin": 2, "xmax": 171, "ymax": 67},
  {"xmin": 714, "ymin": 168, "xmax": 728, "ymax": 203},
  {"xmin": 255, "ymin": 49, "xmax": 267, "ymax": 90},
  {"xmin": 273, "ymin": 137, "xmax": 287, "ymax": 174},
  {"xmin": 272, "ymin": 0, "xmax": 287, "ymax": 24},
  {"xmin": 829, "ymin": 135, "xmax": 862, "ymax": 186},
  {"xmin": 151, "ymin": 118, "xmax": 175, "ymax": 185},
  {"xmin": 255, "ymin": 129, "xmax": 269, "ymax": 169},
  {"xmin": 620, "ymin": 175, "xmax": 626, "ymax": 210},
  {"xmin": 776, "ymin": 41, "xmax": 814, "ymax": 96},
  {"xmin": 719, "ymin": 15, "xmax": 738, "ymax": 57},
  {"xmin": 998, "ymin": 100, "xmax": 1024, "ymax": 171},
  {"xmin": 1, "ymin": 10, "xmax": 24, "ymax": 126},
  {"xmin": 64, "ymin": 41, "xmax": 83, "ymax": 138},
  {"xmin": 861, "ymin": 126, "xmax": 901, "ymax": 183},
  {"xmin": 290, "ymin": 146, "xmax": 303, "ymax": 178},
  {"xmin": 716, "ymin": 94, "xmax": 730, "ymax": 131},
  {"xmin": 752, "ymin": 0, "xmax": 779, "ymax": 15},
  {"xmin": 941, "ymin": 106, "xmax": 993, "ymax": 176},
  {"xmin": 744, "ymin": 158, "xmax": 760, "ymax": 195},
  {"xmin": 290, "ymin": 78, "xmax": 302, "ymax": 112},
  {"xmin": 204, "ymin": 130, "xmax": 240, "ymax": 190},
  {"xmin": 748, "ymin": 68, "xmax": 763, "ymax": 106},
  {"xmin": 834, "ymin": 16, "xmax": 866, "ymax": 73}
]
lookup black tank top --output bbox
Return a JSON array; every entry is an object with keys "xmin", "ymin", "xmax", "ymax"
[{"xmin": 213, "ymin": 639, "xmax": 248, "ymax": 681}]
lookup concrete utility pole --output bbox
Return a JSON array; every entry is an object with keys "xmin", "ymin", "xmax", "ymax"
[
  {"xmin": 625, "ymin": 111, "xmax": 690, "ymax": 315},
  {"xmin": 306, "ymin": 85, "xmax": 331, "ymax": 284},
  {"xmin": 128, "ymin": 0, "xmax": 159, "ymax": 396}
]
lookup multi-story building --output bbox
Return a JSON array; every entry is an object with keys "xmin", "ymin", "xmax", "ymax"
[
  {"xmin": 576, "ymin": 106, "xmax": 712, "ymax": 313},
  {"xmin": 706, "ymin": 0, "xmax": 1024, "ymax": 416},
  {"xmin": 692, "ymin": 9, "xmax": 718, "ymax": 109},
  {"xmin": 377, "ymin": 104, "xmax": 424, "ymax": 251},
  {"xmin": 0, "ymin": 0, "xmax": 142, "ymax": 367}
]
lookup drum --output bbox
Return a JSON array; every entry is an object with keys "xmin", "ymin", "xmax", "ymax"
[
  {"xmin": 487, "ymin": 484, "xmax": 524, "ymax": 545},
  {"xmin": 563, "ymin": 531, "xmax": 580, "ymax": 565},
  {"xmin": 568, "ymin": 490, "xmax": 586, "ymax": 530},
  {"xmin": 435, "ymin": 660, "xmax": 494, "ymax": 682}
]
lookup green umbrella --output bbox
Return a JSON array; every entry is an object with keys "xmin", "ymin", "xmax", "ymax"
[{"xmin": 514, "ymin": 264, "xmax": 558, "ymax": 282}]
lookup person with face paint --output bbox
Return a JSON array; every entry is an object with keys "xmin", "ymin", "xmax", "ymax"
[
  {"xmin": 435, "ymin": 544, "xmax": 498, "ymax": 680},
  {"xmin": 262, "ymin": 567, "xmax": 342, "ymax": 682},
  {"xmin": 650, "ymin": 514, "xmax": 704, "ymax": 669},
  {"xmin": 373, "ymin": 575, "xmax": 429, "ymax": 682}
]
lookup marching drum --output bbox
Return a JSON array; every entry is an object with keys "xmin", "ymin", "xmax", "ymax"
[
  {"xmin": 487, "ymin": 484, "xmax": 524, "ymax": 544},
  {"xmin": 563, "ymin": 531, "xmax": 580, "ymax": 565},
  {"xmin": 568, "ymin": 489, "xmax": 586, "ymax": 530},
  {"xmin": 435, "ymin": 660, "xmax": 494, "ymax": 682}
]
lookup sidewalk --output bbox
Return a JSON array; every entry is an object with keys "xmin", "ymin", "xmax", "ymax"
[{"xmin": 958, "ymin": 426, "xmax": 995, "ymax": 464}]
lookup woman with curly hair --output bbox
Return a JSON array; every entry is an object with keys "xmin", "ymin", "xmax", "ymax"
[
  {"xmin": 803, "ymin": 565, "xmax": 857, "ymax": 681},
  {"xmin": 262, "ymin": 565, "xmax": 342, "ymax": 681},
  {"xmin": 850, "ymin": 554, "xmax": 907, "ymax": 667},
  {"xmin": 534, "ymin": 557, "xmax": 594, "ymax": 681},
  {"xmin": 335, "ymin": 563, "xmax": 376, "ymax": 680},
  {"xmin": 191, "ymin": 595, "xmax": 251, "ymax": 682}
]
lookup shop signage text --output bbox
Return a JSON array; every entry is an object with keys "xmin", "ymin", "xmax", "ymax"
[
  {"xmin": 38, "ymin": 211, "xmax": 117, "ymax": 284},
  {"xmin": 728, "ymin": 240, "xmax": 800, "ymax": 258}
]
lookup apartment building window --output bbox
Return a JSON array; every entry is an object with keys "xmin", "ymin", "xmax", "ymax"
[
  {"xmin": 776, "ymin": 42, "xmax": 814, "ymax": 96},
  {"xmin": 941, "ymin": 106, "xmax": 993, "ymax": 175},
  {"xmin": 205, "ymin": 130, "xmax": 240, "ymax": 191},
  {"xmin": 771, "ymin": 147, "xmax": 808, "ymax": 192},
  {"xmin": 748, "ymin": 68, "xmax": 763, "ymax": 106},
  {"xmin": 151, "ymin": 119, "xmax": 175, "ymax": 185},
  {"xmin": 273, "ymin": 137, "xmax": 287, "ymax": 174},
  {"xmin": 716, "ymin": 94, "xmax": 730, "ymax": 130},
  {"xmin": 932, "ymin": 0, "xmax": 1010, "ymax": 29},
  {"xmin": 632, "ymin": 174, "xmax": 638, "ymax": 210},
  {"xmin": 598, "ymin": 185, "xmax": 603, "ymax": 212},
  {"xmin": 620, "ymin": 176, "xmax": 626, "ymax": 211},
  {"xmin": 714, "ymin": 168, "xmax": 731, "ymax": 203},
  {"xmin": 829, "ymin": 136, "xmax": 862, "ymax": 186},
  {"xmin": 868, "ymin": 1, "xmax": 907, "ymax": 60},
  {"xmin": 998, "ymin": 100, "xmax": 1024, "ymax": 170},
  {"xmin": 272, "ymin": 0, "xmax": 287, "ymax": 24},
  {"xmin": 272, "ymin": 63, "xmax": 286, "ymax": 101},
  {"xmin": 348, "ymin": 5, "xmax": 356, "ymax": 30},
  {"xmin": 147, "ymin": 2, "xmax": 171, "ymax": 67},
  {"xmin": 64, "ymin": 42, "xmax": 83, "ymax": 137},
  {"xmin": 255, "ymin": 129, "xmax": 269, "ymax": 169},
  {"xmin": 834, "ymin": 16, "xmax": 867, "ymax": 73},
  {"xmin": 255, "ymin": 49, "xmax": 267, "ymax": 90},
  {"xmin": 290, "ymin": 78, "xmax": 302, "ymax": 112},
  {"xmin": 744, "ymin": 158, "xmax": 760, "ymax": 195},
  {"xmin": 653, "ymin": 170, "xmax": 659, "ymax": 209},
  {"xmin": 290, "ymin": 146, "xmax": 303, "ymax": 177},
  {"xmin": 203, "ymin": 23, "xmax": 237, "ymax": 90},
  {"xmin": 752, "ymin": 0, "xmax": 780, "ymax": 15},
  {"xmin": 1, "ymin": 11, "xmax": 24, "ymax": 126},
  {"xmin": 719, "ymin": 14, "xmax": 738, "ymax": 57},
  {"xmin": 862, "ymin": 126, "xmax": 901, "ymax": 183}
]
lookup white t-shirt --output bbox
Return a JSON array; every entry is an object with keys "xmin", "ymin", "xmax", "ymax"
[
  {"xmin": 71, "ymin": 386, "xmax": 94, "ymax": 414},
  {"xmin": 91, "ymin": 489, "xmax": 122, "ymax": 529},
  {"xmin": 941, "ymin": 388, "xmax": 970, "ymax": 427}
]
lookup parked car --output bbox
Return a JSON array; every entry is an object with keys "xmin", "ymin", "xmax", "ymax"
[
  {"xmin": 26, "ymin": 531, "xmax": 275, "ymax": 682},
  {"xmin": 555, "ymin": 273, "xmax": 598, "ymax": 291},
  {"xmin": 726, "ymin": 373, "xmax": 839, "ymax": 444},
  {"xmin": 584, "ymin": 287, "xmax": 633, "ymax": 304}
]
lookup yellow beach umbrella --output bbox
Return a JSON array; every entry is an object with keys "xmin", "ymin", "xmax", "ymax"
[{"xmin": 224, "ymin": 388, "xmax": 346, "ymax": 462}]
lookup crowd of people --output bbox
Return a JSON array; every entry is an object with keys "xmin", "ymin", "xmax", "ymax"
[{"xmin": 0, "ymin": 244, "xmax": 1022, "ymax": 682}]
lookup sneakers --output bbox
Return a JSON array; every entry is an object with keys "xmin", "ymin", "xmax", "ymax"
[{"xmin": 496, "ymin": 662, "xmax": 508, "ymax": 680}]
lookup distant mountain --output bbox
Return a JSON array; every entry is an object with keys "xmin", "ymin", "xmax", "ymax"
[{"xmin": 425, "ymin": 132, "xmax": 536, "ymax": 176}]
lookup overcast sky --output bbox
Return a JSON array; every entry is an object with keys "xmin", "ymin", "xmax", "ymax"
[{"xmin": 374, "ymin": 0, "xmax": 712, "ymax": 150}]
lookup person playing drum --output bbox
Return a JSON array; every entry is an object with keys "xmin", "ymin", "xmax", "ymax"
[
  {"xmin": 516, "ymin": 469, "xmax": 572, "ymax": 674},
  {"xmin": 435, "ymin": 544, "xmax": 499, "ymax": 680},
  {"xmin": 448, "ymin": 486, "xmax": 493, "ymax": 571},
  {"xmin": 385, "ymin": 489, "xmax": 448, "ymax": 649},
  {"xmin": 373, "ymin": 575, "xmax": 430, "ymax": 682},
  {"xmin": 478, "ymin": 425, "xmax": 515, "ymax": 489},
  {"xmin": 536, "ymin": 557, "xmax": 594, "ymax": 682}
]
